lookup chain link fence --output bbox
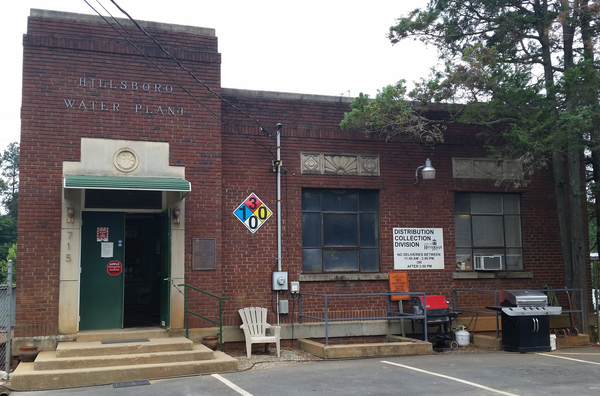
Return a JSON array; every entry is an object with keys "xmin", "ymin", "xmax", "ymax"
[{"xmin": 0, "ymin": 260, "xmax": 16, "ymax": 373}]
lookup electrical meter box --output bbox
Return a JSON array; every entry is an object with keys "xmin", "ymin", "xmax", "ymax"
[
  {"xmin": 272, "ymin": 271, "xmax": 288, "ymax": 291},
  {"xmin": 279, "ymin": 299, "xmax": 289, "ymax": 314},
  {"xmin": 290, "ymin": 281, "xmax": 300, "ymax": 294}
]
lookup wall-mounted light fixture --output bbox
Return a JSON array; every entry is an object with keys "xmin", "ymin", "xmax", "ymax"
[
  {"xmin": 66, "ymin": 205, "xmax": 75, "ymax": 223},
  {"xmin": 173, "ymin": 207, "xmax": 181, "ymax": 224},
  {"xmin": 414, "ymin": 158, "xmax": 436, "ymax": 184}
]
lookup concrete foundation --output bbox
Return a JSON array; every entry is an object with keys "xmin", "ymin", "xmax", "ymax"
[{"xmin": 297, "ymin": 336, "xmax": 432, "ymax": 359}]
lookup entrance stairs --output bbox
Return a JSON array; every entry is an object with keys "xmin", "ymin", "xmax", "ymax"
[{"xmin": 11, "ymin": 328, "xmax": 238, "ymax": 390}]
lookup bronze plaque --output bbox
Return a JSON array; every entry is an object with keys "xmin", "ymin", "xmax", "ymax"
[{"xmin": 192, "ymin": 238, "xmax": 216, "ymax": 271}]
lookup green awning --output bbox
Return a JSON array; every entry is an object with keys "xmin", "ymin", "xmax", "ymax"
[{"xmin": 64, "ymin": 175, "xmax": 191, "ymax": 193}]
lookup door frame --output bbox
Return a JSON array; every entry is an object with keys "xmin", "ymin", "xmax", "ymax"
[
  {"xmin": 160, "ymin": 209, "xmax": 172, "ymax": 329},
  {"xmin": 59, "ymin": 139, "xmax": 188, "ymax": 335},
  {"xmin": 58, "ymin": 195, "xmax": 186, "ymax": 333},
  {"xmin": 74, "ymin": 204, "xmax": 183, "ymax": 332}
]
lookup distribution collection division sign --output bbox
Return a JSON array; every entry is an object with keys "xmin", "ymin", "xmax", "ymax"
[
  {"xmin": 233, "ymin": 193, "xmax": 273, "ymax": 233},
  {"xmin": 393, "ymin": 228, "xmax": 444, "ymax": 270}
]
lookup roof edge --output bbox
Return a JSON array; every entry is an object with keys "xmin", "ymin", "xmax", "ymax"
[
  {"xmin": 29, "ymin": 9, "xmax": 215, "ymax": 37},
  {"xmin": 221, "ymin": 88, "xmax": 355, "ymax": 104},
  {"xmin": 221, "ymin": 87, "xmax": 465, "ymax": 114}
]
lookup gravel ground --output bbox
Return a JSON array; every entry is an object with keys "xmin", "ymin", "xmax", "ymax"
[
  {"xmin": 227, "ymin": 342, "xmax": 496, "ymax": 371},
  {"xmin": 228, "ymin": 347, "xmax": 323, "ymax": 371}
]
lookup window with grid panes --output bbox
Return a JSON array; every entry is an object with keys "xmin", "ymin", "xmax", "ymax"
[
  {"xmin": 454, "ymin": 192, "xmax": 523, "ymax": 271},
  {"xmin": 302, "ymin": 189, "xmax": 379, "ymax": 272}
]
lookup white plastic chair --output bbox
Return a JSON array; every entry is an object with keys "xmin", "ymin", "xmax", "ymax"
[{"xmin": 239, "ymin": 307, "xmax": 281, "ymax": 358}]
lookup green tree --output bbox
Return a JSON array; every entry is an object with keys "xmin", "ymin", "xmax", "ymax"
[
  {"xmin": 0, "ymin": 215, "xmax": 16, "ymax": 265},
  {"xmin": 340, "ymin": 81, "xmax": 446, "ymax": 144},
  {"xmin": 342, "ymin": 1, "xmax": 600, "ymax": 333},
  {"xmin": 0, "ymin": 143, "xmax": 19, "ymax": 219},
  {"xmin": 0, "ymin": 142, "xmax": 19, "ymax": 285},
  {"xmin": 0, "ymin": 243, "xmax": 16, "ymax": 285}
]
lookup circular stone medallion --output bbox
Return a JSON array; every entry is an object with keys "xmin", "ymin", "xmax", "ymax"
[{"xmin": 113, "ymin": 148, "xmax": 139, "ymax": 173}]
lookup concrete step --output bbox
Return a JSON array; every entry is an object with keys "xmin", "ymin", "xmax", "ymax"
[
  {"xmin": 35, "ymin": 344, "xmax": 213, "ymax": 370},
  {"xmin": 11, "ymin": 351, "xmax": 239, "ymax": 390},
  {"xmin": 75, "ymin": 327, "xmax": 174, "ymax": 343},
  {"xmin": 55, "ymin": 337, "xmax": 193, "ymax": 358},
  {"xmin": 10, "ymin": 336, "xmax": 239, "ymax": 390}
]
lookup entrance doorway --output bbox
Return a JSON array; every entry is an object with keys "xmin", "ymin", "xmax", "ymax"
[
  {"xmin": 79, "ymin": 211, "xmax": 171, "ymax": 330},
  {"xmin": 123, "ymin": 214, "xmax": 162, "ymax": 327}
]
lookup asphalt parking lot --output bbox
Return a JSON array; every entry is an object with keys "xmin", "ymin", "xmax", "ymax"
[{"xmin": 10, "ymin": 346, "xmax": 600, "ymax": 396}]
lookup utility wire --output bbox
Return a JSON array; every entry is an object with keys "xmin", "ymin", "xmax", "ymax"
[
  {"xmin": 83, "ymin": 0, "xmax": 276, "ymax": 157},
  {"xmin": 87, "ymin": 1, "xmax": 217, "ymax": 120},
  {"xmin": 107, "ymin": 0, "xmax": 277, "ymax": 139}
]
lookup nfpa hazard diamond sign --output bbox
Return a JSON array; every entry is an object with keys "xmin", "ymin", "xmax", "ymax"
[{"xmin": 233, "ymin": 193, "xmax": 272, "ymax": 233}]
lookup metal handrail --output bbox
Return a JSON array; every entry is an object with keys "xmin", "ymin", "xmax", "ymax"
[
  {"xmin": 178, "ymin": 284, "xmax": 228, "ymax": 351},
  {"xmin": 452, "ymin": 287, "xmax": 584, "ymax": 339},
  {"xmin": 452, "ymin": 288, "xmax": 500, "ymax": 338},
  {"xmin": 299, "ymin": 291, "xmax": 432, "ymax": 345}
]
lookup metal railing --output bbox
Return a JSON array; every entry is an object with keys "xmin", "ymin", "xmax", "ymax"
[
  {"xmin": 452, "ymin": 287, "xmax": 583, "ymax": 338},
  {"xmin": 299, "ymin": 291, "xmax": 431, "ymax": 346},
  {"xmin": 452, "ymin": 288, "xmax": 501, "ymax": 338},
  {"xmin": 178, "ymin": 284, "xmax": 228, "ymax": 351}
]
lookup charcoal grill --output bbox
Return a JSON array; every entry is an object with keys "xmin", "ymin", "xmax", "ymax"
[
  {"xmin": 493, "ymin": 290, "xmax": 562, "ymax": 353},
  {"xmin": 411, "ymin": 295, "xmax": 459, "ymax": 348}
]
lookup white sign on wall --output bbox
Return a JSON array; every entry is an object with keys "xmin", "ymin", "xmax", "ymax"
[{"xmin": 393, "ymin": 228, "xmax": 444, "ymax": 270}]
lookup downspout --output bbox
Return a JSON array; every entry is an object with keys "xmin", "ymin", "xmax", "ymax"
[{"xmin": 275, "ymin": 124, "xmax": 283, "ymax": 326}]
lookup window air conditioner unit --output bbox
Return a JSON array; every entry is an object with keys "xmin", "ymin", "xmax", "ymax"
[{"xmin": 474, "ymin": 255, "xmax": 503, "ymax": 271}]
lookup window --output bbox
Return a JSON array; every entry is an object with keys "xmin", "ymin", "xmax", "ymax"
[
  {"xmin": 85, "ymin": 189, "xmax": 162, "ymax": 209},
  {"xmin": 302, "ymin": 189, "xmax": 379, "ymax": 272},
  {"xmin": 454, "ymin": 193, "xmax": 523, "ymax": 271}
]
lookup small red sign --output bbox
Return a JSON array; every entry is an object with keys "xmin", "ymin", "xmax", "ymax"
[
  {"xmin": 107, "ymin": 260, "xmax": 122, "ymax": 276},
  {"xmin": 97, "ymin": 227, "xmax": 109, "ymax": 242}
]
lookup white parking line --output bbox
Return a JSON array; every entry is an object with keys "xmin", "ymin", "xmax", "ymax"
[
  {"xmin": 381, "ymin": 360, "xmax": 520, "ymax": 396},
  {"xmin": 212, "ymin": 374, "xmax": 254, "ymax": 396},
  {"xmin": 538, "ymin": 353, "xmax": 600, "ymax": 365}
]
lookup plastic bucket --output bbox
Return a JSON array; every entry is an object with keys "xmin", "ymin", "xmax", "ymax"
[{"xmin": 455, "ymin": 326, "xmax": 470, "ymax": 346}]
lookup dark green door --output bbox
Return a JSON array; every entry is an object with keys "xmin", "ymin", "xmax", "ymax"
[
  {"xmin": 80, "ymin": 212, "xmax": 125, "ymax": 330},
  {"xmin": 160, "ymin": 210, "xmax": 171, "ymax": 329}
]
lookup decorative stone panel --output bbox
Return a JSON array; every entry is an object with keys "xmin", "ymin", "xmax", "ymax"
[
  {"xmin": 453, "ymin": 158, "xmax": 523, "ymax": 179},
  {"xmin": 301, "ymin": 152, "xmax": 380, "ymax": 176},
  {"xmin": 113, "ymin": 148, "xmax": 139, "ymax": 173}
]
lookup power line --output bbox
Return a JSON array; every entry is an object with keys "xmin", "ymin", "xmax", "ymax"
[
  {"xmin": 83, "ymin": 0, "xmax": 276, "ymax": 157},
  {"xmin": 107, "ymin": 0, "xmax": 278, "ymax": 139},
  {"xmin": 88, "ymin": 1, "xmax": 218, "ymax": 120}
]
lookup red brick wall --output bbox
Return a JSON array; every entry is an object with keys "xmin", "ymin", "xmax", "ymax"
[
  {"xmin": 17, "ymin": 11, "xmax": 584, "ymax": 336},
  {"xmin": 218, "ymin": 94, "xmax": 571, "ymax": 326},
  {"xmin": 18, "ymin": 13, "xmax": 222, "ymax": 336}
]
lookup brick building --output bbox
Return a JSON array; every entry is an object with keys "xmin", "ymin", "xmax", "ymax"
[{"xmin": 16, "ymin": 9, "xmax": 580, "ymax": 348}]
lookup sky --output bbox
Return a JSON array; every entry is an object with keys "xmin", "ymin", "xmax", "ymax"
[{"xmin": 1, "ymin": 0, "xmax": 439, "ymax": 154}]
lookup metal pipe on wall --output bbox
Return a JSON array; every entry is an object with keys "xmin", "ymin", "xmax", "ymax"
[
  {"xmin": 276, "ymin": 124, "xmax": 282, "ymax": 326},
  {"xmin": 594, "ymin": 260, "xmax": 600, "ymax": 342},
  {"xmin": 6, "ymin": 260, "xmax": 12, "ymax": 373}
]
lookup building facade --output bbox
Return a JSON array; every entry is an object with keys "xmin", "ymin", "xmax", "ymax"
[{"xmin": 16, "ymin": 9, "xmax": 578, "ymax": 345}]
